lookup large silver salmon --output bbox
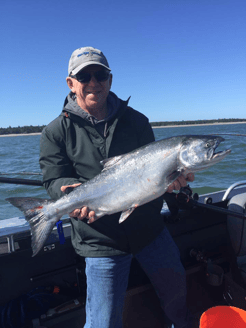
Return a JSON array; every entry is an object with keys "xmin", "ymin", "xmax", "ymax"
[{"xmin": 6, "ymin": 135, "xmax": 230, "ymax": 256}]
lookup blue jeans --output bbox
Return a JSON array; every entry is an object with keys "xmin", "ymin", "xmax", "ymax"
[{"xmin": 84, "ymin": 227, "xmax": 188, "ymax": 328}]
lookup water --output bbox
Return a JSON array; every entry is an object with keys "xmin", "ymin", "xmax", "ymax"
[{"xmin": 0, "ymin": 124, "xmax": 245, "ymax": 220}]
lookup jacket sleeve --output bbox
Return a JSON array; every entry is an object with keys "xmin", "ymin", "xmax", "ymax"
[
  {"xmin": 39, "ymin": 124, "xmax": 81, "ymax": 200},
  {"xmin": 128, "ymin": 106, "xmax": 156, "ymax": 146},
  {"xmin": 138, "ymin": 119, "xmax": 156, "ymax": 146}
]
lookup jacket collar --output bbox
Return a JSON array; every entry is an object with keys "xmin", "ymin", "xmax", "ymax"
[{"xmin": 61, "ymin": 91, "xmax": 130, "ymax": 124}]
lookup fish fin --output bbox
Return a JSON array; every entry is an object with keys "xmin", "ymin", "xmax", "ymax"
[
  {"xmin": 6, "ymin": 197, "xmax": 52, "ymax": 215},
  {"xmin": 29, "ymin": 211, "xmax": 58, "ymax": 256},
  {"xmin": 6, "ymin": 197, "xmax": 58, "ymax": 256},
  {"xmin": 119, "ymin": 207, "xmax": 136, "ymax": 224},
  {"xmin": 100, "ymin": 155, "xmax": 124, "ymax": 170},
  {"xmin": 167, "ymin": 171, "xmax": 181, "ymax": 184}
]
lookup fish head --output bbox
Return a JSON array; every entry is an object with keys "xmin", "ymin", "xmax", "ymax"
[{"xmin": 179, "ymin": 135, "xmax": 231, "ymax": 173}]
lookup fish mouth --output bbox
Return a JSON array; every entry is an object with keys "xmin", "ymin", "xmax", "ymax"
[
  {"xmin": 211, "ymin": 137, "xmax": 231, "ymax": 162},
  {"xmin": 212, "ymin": 148, "xmax": 231, "ymax": 160}
]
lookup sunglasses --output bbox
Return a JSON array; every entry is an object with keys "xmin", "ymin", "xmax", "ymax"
[{"xmin": 71, "ymin": 70, "xmax": 110, "ymax": 83}]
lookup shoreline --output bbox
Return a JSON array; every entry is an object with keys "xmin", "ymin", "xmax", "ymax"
[
  {"xmin": 152, "ymin": 121, "xmax": 246, "ymax": 129},
  {"xmin": 0, "ymin": 132, "xmax": 42, "ymax": 137},
  {"xmin": 0, "ymin": 122, "xmax": 245, "ymax": 137}
]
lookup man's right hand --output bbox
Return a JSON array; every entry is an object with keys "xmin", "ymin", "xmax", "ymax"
[{"xmin": 61, "ymin": 183, "xmax": 96, "ymax": 221}]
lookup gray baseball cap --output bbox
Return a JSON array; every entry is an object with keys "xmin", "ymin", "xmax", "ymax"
[{"xmin": 68, "ymin": 46, "xmax": 111, "ymax": 75}]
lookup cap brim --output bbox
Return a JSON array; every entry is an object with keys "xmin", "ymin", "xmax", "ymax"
[{"xmin": 71, "ymin": 61, "xmax": 111, "ymax": 75}]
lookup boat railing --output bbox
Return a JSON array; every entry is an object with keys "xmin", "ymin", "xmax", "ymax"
[
  {"xmin": 0, "ymin": 216, "xmax": 71, "ymax": 255},
  {"xmin": 222, "ymin": 181, "xmax": 246, "ymax": 201}
]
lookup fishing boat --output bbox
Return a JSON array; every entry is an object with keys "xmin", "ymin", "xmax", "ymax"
[{"xmin": 1, "ymin": 176, "xmax": 246, "ymax": 328}]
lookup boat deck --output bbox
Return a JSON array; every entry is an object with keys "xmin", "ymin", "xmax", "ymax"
[
  {"xmin": 34, "ymin": 267, "xmax": 229, "ymax": 328},
  {"xmin": 35, "ymin": 285, "xmax": 201, "ymax": 328}
]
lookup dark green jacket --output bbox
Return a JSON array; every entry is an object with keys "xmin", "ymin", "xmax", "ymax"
[{"xmin": 40, "ymin": 92, "xmax": 164, "ymax": 257}]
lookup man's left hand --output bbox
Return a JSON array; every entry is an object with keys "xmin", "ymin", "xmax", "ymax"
[{"xmin": 167, "ymin": 173, "xmax": 195, "ymax": 193}]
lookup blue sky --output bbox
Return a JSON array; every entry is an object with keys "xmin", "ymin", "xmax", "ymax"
[{"xmin": 1, "ymin": 0, "xmax": 245, "ymax": 128}]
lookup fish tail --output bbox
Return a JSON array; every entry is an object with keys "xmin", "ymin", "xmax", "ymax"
[
  {"xmin": 28, "ymin": 211, "xmax": 58, "ymax": 256},
  {"xmin": 6, "ymin": 197, "xmax": 59, "ymax": 256}
]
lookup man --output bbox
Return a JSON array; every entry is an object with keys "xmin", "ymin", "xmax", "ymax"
[{"xmin": 39, "ymin": 46, "xmax": 194, "ymax": 328}]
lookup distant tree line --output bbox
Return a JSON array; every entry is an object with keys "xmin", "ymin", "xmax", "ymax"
[
  {"xmin": 150, "ymin": 118, "xmax": 246, "ymax": 127},
  {"xmin": 0, "ymin": 119, "xmax": 246, "ymax": 135},
  {"xmin": 0, "ymin": 125, "xmax": 46, "ymax": 135}
]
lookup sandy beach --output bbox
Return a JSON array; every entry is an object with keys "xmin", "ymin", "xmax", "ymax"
[
  {"xmin": 152, "ymin": 121, "xmax": 246, "ymax": 128},
  {"xmin": 0, "ymin": 132, "xmax": 42, "ymax": 137},
  {"xmin": 0, "ymin": 122, "xmax": 245, "ymax": 137}
]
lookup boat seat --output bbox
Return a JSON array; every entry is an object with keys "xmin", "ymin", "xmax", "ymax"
[{"xmin": 227, "ymin": 193, "xmax": 246, "ymax": 281}]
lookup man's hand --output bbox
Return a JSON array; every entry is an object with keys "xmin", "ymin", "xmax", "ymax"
[
  {"xmin": 61, "ymin": 183, "xmax": 97, "ymax": 221},
  {"xmin": 166, "ymin": 173, "xmax": 195, "ymax": 193}
]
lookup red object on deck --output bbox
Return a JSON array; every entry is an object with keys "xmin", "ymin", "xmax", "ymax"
[{"xmin": 200, "ymin": 306, "xmax": 246, "ymax": 328}]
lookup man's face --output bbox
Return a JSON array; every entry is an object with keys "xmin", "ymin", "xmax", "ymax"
[{"xmin": 67, "ymin": 65, "xmax": 112, "ymax": 112}]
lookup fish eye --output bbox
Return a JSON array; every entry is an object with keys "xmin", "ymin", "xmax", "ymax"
[{"xmin": 206, "ymin": 142, "xmax": 211, "ymax": 148}]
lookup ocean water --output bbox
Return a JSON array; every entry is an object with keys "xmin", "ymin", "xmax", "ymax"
[{"xmin": 0, "ymin": 123, "xmax": 245, "ymax": 220}]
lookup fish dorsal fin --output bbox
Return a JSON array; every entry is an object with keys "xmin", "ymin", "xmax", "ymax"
[{"xmin": 100, "ymin": 155, "xmax": 124, "ymax": 170}]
